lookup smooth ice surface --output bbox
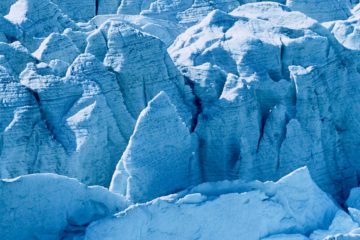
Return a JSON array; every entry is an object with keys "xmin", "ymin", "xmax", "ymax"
[
  {"xmin": 86, "ymin": 167, "xmax": 338, "ymax": 240},
  {"xmin": 0, "ymin": 173, "xmax": 128, "ymax": 240},
  {"xmin": 347, "ymin": 188, "xmax": 360, "ymax": 210}
]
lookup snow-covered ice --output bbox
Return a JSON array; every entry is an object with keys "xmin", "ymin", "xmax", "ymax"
[{"xmin": 86, "ymin": 167, "xmax": 338, "ymax": 240}]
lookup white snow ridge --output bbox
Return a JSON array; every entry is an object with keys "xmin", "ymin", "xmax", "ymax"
[{"xmin": 1, "ymin": 0, "xmax": 360, "ymax": 240}]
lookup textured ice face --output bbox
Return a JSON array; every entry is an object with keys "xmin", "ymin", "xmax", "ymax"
[
  {"xmin": 286, "ymin": 0, "xmax": 351, "ymax": 22},
  {"xmin": 169, "ymin": 2, "xmax": 360, "ymax": 198},
  {"xmin": 110, "ymin": 91, "xmax": 198, "ymax": 202},
  {"xmin": 0, "ymin": 0, "xmax": 359, "ymax": 196},
  {"xmin": 5, "ymin": 0, "xmax": 78, "ymax": 37},
  {"xmin": 0, "ymin": 17, "xmax": 195, "ymax": 187},
  {"xmin": 1, "ymin": 0, "xmax": 360, "ymax": 239},
  {"xmin": 0, "ymin": 53, "xmax": 131, "ymax": 186}
]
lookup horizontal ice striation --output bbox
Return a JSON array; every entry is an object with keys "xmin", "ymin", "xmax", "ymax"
[
  {"xmin": 118, "ymin": 0, "xmax": 245, "ymax": 26},
  {"xmin": 110, "ymin": 92, "xmax": 198, "ymax": 202},
  {"xmin": 0, "ymin": 7, "xmax": 195, "ymax": 187},
  {"xmin": 89, "ymin": 1, "xmax": 288, "ymax": 48},
  {"xmin": 0, "ymin": 0, "xmax": 359, "ymax": 196},
  {"xmin": 1, "ymin": 0, "xmax": 122, "ymax": 22},
  {"xmin": 0, "ymin": 42, "xmax": 134, "ymax": 185},
  {"xmin": 16, "ymin": 54, "xmax": 133, "ymax": 186},
  {"xmin": 96, "ymin": 0, "xmax": 123, "ymax": 15},
  {"xmin": 0, "ymin": 42, "xmax": 36, "ymax": 75},
  {"xmin": 116, "ymin": 0, "xmax": 352, "ymax": 29},
  {"xmin": 169, "ymin": 2, "xmax": 360, "ymax": 198},
  {"xmin": 286, "ymin": 0, "xmax": 352, "ymax": 22},
  {"xmin": 4, "ymin": 0, "xmax": 79, "ymax": 52},
  {"xmin": 116, "ymin": 0, "xmax": 289, "ymax": 28},
  {"xmin": 0, "ymin": 173, "xmax": 128, "ymax": 240},
  {"xmin": 1, "ymin": 0, "xmax": 353, "ymax": 52},
  {"xmin": 50, "ymin": 0, "xmax": 96, "ymax": 22},
  {"xmin": 49, "ymin": 0, "xmax": 124, "ymax": 21},
  {"xmin": 86, "ymin": 19, "xmax": 195, "ymax": 126},
  {"xmin": 0, "ymin": 65, "xmax": 67, "ymax": 178},
  {"xmin": 85, "ymin": 167, "xmax": 338, "ymax": 240},
  {"xmin": 89, "ymin": 14, "xmax": 186, "ymax": 47},
  {"xmin": 2, "ymin": 1, "xmax": 360, "ymax": 239}
]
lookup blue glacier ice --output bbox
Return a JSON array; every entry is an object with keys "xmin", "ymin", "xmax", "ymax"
[
  {"xmin": 86, "ymin": 167, "xmax": 338, "ymax": 240},
  {"xmin": 1, "ymin": 173, "xmax": 128, "ymax": 239},
  {"xmin": 109, "ymin": 91, "xmax": 199, "ymax": 202},
  {"xmin": 1, "ymin": 0, "xmax": 360, "ymax": 239},
  {"xmin": 169, "ymin": 1, "xmax": 360, "ymax": 198}
]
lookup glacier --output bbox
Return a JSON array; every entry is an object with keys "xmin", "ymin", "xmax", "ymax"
[
  {"xmin": 1, "ymin": 0, "xmax": 360, "ymax": 239},
  {"xmin": 169, "ymin": 2, "xmax": 360, "ymax": 198},
  {"xmin": 109, "ymin": 91, "xmax": 198, "ymax": 202}
]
